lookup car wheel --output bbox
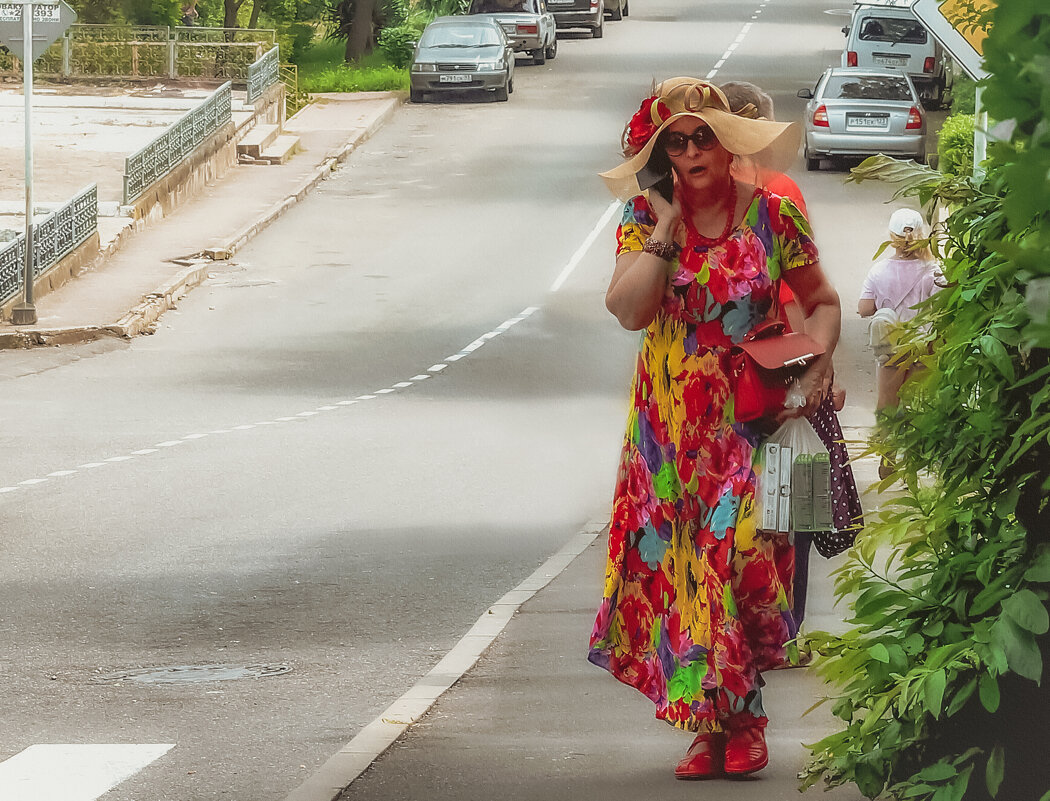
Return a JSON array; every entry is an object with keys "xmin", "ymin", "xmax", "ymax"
[
  {"xmin": 593, "ymin": 20, "xmax": 604, "ymax": 37},
  {"xmin": 495, "ymin": 84, "xmax": 509, "ymax": 102},
  {"xmin": 609, "ymin": 1, "xmax": 622, "ymax": 20},
  {"xmin": 545, "ymin": 36, "xmax": 557, "ymax": 59},
  {"xmin": 804, "ymin": 146, "xmax": 820, "ymax": 171},
  {"xmin": 508, "ymin": 76, "xmax": 514, "ymax": 93},
  {"xmin": 532, "ymin": 47, "xmax": 546, "ymax": 65},
  {"xmin": 410, "ymin": 88, "xmax": 424, "ymax": 103},
  {"xmin": 623, "ymin": 0, "xmax": 628, "ymax": 15}
]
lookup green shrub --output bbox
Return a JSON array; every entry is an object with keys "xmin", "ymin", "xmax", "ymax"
[
  {"xmin": 950, "ymin": 73, "xmax": 977, "ymax": 115},
  {"xmin": 937, "ymin": 113, "xmax": 975, "ymax": 177},
  {"xmin": 279, "ymin": 22, "xmax": 316, "ymax": 65},
  {"xmin": 378, "ymin": 23, "xmax": 419, "ymax": 68}
]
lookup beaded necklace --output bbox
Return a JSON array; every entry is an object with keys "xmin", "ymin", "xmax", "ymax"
[{"xmin": 687, "ymin": 179, "xmax": 738, "ymax": 247}]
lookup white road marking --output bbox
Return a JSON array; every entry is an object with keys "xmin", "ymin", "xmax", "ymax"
[
  {"xmin": 337, "ymin": 400, "xmax": 358, "ymax": 406},
  {"xmin": 78, "ymin": 462, "xmax": 105, "ymax": 469},
  {"xmin": 409, "ymin": 375, "xmax": 429, "ymax": 381},
  {"xmin": 427, "ymin": 364, "xmax": 447, "ymax": 372},
  {"xmin": 296, "ymin": 411, "xmax": 319, "ymax": 417},
  {"xmin": 19, "ymin": 478, "xmax": 46, "ymax": 485},
  {"xmin": 549, "ymin": 200, "xmax": 620, "ymax": 292},
  {"xmin": 281, "ymin": 519, "xmax": 609, "ymax": 801},
  {"xmin": 317, "ymin": 405, "xmax": 338, "ymax": 411},
  {"xmin": 155, "ymin": 441, "xmax": 183, "ymax": 448},
  {"xmin": 233, "ymin": 424, "xmax": 256, "ymax": 430},
  {"xmin": 1, "ymin": 486, "xmax": 19, "ymax": 493},
  {"xmin": 104, "ymin": 456, "xmax": 133, "ymax": 463},
  {"xmin": 375, "ymin": 388, "xmax": 396, "ymax": 394},
  {"xmin": 356, "ymin": 394, "xmax": 377, "ymax": 400},
  {"xmin": 131, "ymin": 449, "xmax": 158, "ymax": 455},
  {"xmin": 0, "ymin": 743, "xmax": 174, "ymax": 801},
  {"xmin": 47, "ymin": 470, "xmax": 77, "ymax": 477},
  {"xmin": 392, "ymin": 382, "xmax": 414, "ymax": 389}
]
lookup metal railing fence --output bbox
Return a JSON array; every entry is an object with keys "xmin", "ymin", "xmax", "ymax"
[
  {"xmin": 246, "ymin": 45, "xmax": 280, "ymax": 105},
  {"xmin": 123, "ymin": 82, "xmax": 232, "ymax": 205},
  {"xmin": 0, "ymin": 24, "xmax": 275, "ymax": 80},
  {"xmin": 0, "ymin": 185, "xmax": 99, "ymax": 307}
]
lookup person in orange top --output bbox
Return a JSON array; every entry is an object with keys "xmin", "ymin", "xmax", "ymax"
[{"xmin": 720, "ymin": 81, "xmax": 861, "ymax": 634}]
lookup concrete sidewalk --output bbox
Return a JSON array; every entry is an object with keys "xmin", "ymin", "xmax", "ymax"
[
  {"xmin": 0, "ymin": 92, "xmax": 401, "ymax": 348},
  {"xmin": 330, "ymin": 527, "xmax": 870, "ymax": 801},
  {"xmin": 313, "ymin": 461, "xmax": 882, "ymax": 801}
]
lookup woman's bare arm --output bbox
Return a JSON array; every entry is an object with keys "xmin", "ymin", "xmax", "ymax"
[{"xmin": 780, "ymin": 260, "xmax": 841, "ymax": 415}]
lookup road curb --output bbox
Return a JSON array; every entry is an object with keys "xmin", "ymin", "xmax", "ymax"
[
  {"xmin": 0, "ymin": 95, "xmax": 403, "ymax": 351},
  {"xmin": 281, "ymin": 517, "xmax": 610, "ymax": 801}
]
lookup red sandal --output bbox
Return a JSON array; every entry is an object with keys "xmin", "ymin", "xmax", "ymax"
[
  {"xmin": 673, "ymin": 731, "xmax": 724, "ymax": 780},
  {"xmin": 724, "ymin": 726, "xmax": 768, "ymax": 776}
]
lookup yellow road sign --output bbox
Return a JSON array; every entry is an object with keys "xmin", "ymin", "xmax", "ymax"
[{"xmin": 912, "ymin": 0, "xmax": 995, "ymax": 79}]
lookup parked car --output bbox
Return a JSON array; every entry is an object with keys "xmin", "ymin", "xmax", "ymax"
[
  {"xmin": 841, "ymin": 0, "xmax": 948, "ymax": 108},
  {"xmin": 409, "ymin": 17, "xmax": 515, "ymax": 103},
  {"xmin": 466, "ymin": 0, "xmax": 557, "ymax": 65},
  {"xmin": 606, "ymin": 0, "xmax": 628, "ymax": 21},
  {"xmin": 797, "ymin": 67, "xmax": 927, "ymax": 170},
  {"xmin": 548, "ymin": 0, "xmax": 604, "ymax": 38}
]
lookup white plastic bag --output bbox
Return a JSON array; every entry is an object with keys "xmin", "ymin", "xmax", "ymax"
[{"xmin": 754, "ymin": 417, "xmax": 832, "ymax": 534}]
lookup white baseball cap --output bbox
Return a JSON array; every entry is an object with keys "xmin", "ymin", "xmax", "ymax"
[{"xmin": 889, "ymin": 208, "xmax": 925, "ymax": 236}]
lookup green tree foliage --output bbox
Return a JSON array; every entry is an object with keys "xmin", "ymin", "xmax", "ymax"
[{"xmin": 801, "ymin": 2, "xmax": 1050, "ymax": 799}]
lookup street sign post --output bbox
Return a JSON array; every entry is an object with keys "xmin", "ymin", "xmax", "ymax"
[{"xmin": 0, "ymin": 0, "xmax": 76, "ymax": 325}]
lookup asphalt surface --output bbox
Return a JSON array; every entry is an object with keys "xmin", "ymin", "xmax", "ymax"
[{"xmin": 0, "ymin": 0, "xmax": 938, "ymax": 798}]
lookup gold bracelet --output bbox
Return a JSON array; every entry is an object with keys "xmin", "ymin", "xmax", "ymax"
[{"xmin": 642, "ymin": 237, "xmax": 678, "ymax": 261}]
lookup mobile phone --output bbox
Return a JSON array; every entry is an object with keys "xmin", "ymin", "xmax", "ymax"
[{"xmin": 637, "ymin": 149, "xmax": 675, "ymax": 205}]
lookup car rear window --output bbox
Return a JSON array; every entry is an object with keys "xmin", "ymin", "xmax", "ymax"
[
  {"xmin": 826, "ymin": 75, "xmax": 913, "ymax": 101},
  {"xmin": 469, "ymin": 0, "xmax": 538, "ymax": 12},
  {"xmin": 421, "ymin": 24, "xmax": 503, "ymax": 47},
  {"xmin": 857, "ymin": 16, "xmax": 928, "ymax": 44}
]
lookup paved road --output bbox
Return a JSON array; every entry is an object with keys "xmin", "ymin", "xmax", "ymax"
[{"xmin": 0, "ymin": 0, "xmax": 936, "ymax": 798}]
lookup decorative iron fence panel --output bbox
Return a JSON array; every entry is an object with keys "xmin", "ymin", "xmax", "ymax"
[
  {"xmin": 0, "ymin": 24, "xmax": 274, "ymax": 80},
  {"xmin": 246, "ymin": 45, "xmax": 280, "ymax": 105},
  {"xmin": 123, "ymin": 82, "xmax": 232, "ymax": 205},
  {"xmin": 0, "ymin": 185, "xmax": 99, "ymax": 307}
]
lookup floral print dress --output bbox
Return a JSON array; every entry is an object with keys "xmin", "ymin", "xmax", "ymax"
[{"xmin": 588, "ymin": 188, "xmax": 820, "ymax": 734}]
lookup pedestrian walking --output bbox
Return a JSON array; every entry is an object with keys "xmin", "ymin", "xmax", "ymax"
[
  {"xmin": 588, "ymin": 78, "xmax": 842, "ymax": 780},
  {"xmin": 720, "ymin": 80, "xmax": 863, "ymax": 632},
  {"xmin": 858, "ymin": 208, "xmax": 943, "ymax": 478}
]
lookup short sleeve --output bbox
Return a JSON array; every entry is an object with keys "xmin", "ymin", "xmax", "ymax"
[
  {"xmin": 616, "ymin": 195, "xmax": 656, "ymax": 257},
  {"xmin": 859, "ymin": 271, "xmax": 876, "ymax": 300},
  {"xmin": 770, "ymin": 194, "xmax": 819, "ymax": 278}
]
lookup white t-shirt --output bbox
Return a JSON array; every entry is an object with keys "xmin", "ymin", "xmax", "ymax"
[{"xmin": 859, "ymin": 257, "xmax": 943, "ymax": 322}]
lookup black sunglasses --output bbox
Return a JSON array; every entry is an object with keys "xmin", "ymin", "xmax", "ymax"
[{"xmin": 662, "ymin": 126, "xmax": 719, "ymax": 156}]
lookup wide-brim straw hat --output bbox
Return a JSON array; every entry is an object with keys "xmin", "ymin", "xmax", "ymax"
[{"xmin": 600, "ymin": 77, "xmax": 802, "ymax": 201}]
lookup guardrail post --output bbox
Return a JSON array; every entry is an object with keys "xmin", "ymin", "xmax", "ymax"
[
  {"xmin": 61, "ymin": 32, "xmax": 71, "ymax": 77},
  {"xmin": 169, "ymin": 27, "xmax": 177, "ymax": 78}
]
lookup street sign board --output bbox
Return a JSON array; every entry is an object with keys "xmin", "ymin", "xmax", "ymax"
[
  {"xmin": 912, "ymin": 0, "xmax": 994, "ymax": 80},
  {"xmin": 0, "ymin": 1, "xmax": 76, "ymax": 62}
]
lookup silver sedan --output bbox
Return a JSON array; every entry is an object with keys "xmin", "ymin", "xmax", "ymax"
[
  {"xmin": 797, "ymin": 67, "xmax": 927, "ymax": 170},
  {"xmin": 410, "ymin": 17, "xmax": 515, "ymax": 103}
]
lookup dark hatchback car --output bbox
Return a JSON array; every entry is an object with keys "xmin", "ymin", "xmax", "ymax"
[{"xmin": 409, "ymin": 17, "xmax": 515, "ymax": 102}]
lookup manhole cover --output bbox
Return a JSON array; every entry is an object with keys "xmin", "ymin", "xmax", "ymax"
[{"xmin": 97, "ymin": 663, "xmax": 291, "ymax": 685}]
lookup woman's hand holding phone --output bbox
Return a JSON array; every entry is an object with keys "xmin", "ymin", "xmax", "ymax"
[{"xmin": 646, "ymin": 169, "xmax": 683, "ymax": 236}]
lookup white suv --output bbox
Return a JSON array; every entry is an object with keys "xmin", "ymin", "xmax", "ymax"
[{"xmin": 841, "ymin": 1, "xmax": 948, "ymax": 108}]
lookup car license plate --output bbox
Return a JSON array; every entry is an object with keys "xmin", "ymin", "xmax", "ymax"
[
  {"xmin": 439, "ymin": 74, "xmax": 472, "ymax": 83},
  {"xmin": 548, "ymin": 0, "xmax": 572, "ymax": 4},
  {"xmin": 874, "ymin": 55, "xmax": 908, "ymax": 67},
  {"xmin": 847, "ymin": 114, "xmax": 889, "ymax": 128}
]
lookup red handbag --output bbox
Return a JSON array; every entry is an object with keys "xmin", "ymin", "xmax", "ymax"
[{"xmin": 730, "ymin": 320, "xmax": 825, "ymax": 423}]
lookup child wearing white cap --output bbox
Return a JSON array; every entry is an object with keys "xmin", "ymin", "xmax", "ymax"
[{"xmin": 858, "ymin": 208, "xmax": 944, "ymax": 478}]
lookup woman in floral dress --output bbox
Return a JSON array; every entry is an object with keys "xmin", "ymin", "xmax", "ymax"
[{"xmin": 588, "ymin": 78, "xmax": 842, "ymax": 780}]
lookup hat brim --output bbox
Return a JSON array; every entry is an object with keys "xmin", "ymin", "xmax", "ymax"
[{"xmin": 600, "ymin": 109, "xmax": 801, "ymax": 202}]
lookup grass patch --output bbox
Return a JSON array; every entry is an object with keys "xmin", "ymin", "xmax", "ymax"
[{"xmin": 297, "ymin": 38, "xmax": 408, "ymax": 93}]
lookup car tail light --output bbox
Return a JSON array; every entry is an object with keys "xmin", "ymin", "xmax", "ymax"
[
  {"xmin": 517, "ymin": 23, "xmax": 538, "ymax": 33},
  {"xmin": 906, "ymin": 106, "xmax": 923, "ymax": 129},
  {"xmin": 923, "ymin": 56, "xmax": 936, "ymax": 73},
  {"xmin": 590, "ymin": 0, "xmax": 598, "ymax": 7},
  {"xmin": 813, "ymin": 105, "xmax": 830, "ymax": 128},
  {"xmin": 846, "ymin": 51, "xmax": 857, "ymax": 67}
]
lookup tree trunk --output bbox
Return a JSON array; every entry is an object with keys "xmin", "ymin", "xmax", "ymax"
[
  {"xmin": 347, "ymin": 0, "xmax": 376, "ymax": 61},
  {"xmin": 223, "ymin": 0, "xmax": 243, "ymax": 29},
  {"xmin": 248, "ymin": 0, "xmax": 262, "ymax": 29}
]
